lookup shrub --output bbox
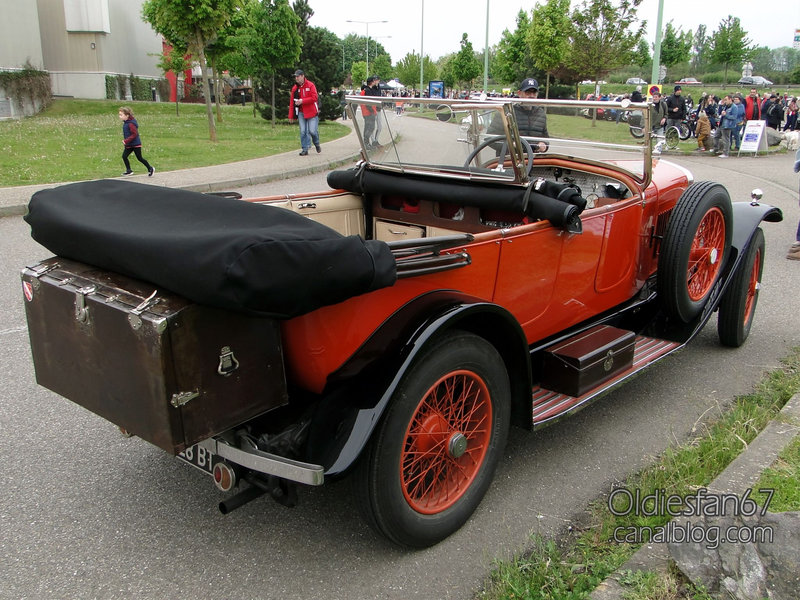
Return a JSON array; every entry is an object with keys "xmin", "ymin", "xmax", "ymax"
[{"xmin": 0, "ymin": 62, "xmax": 51, "ymax": 110}]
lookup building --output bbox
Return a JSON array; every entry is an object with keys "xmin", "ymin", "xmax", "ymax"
[{"xmin": 1, "ymin": 0, "xmax": 162, "ymax": 101}]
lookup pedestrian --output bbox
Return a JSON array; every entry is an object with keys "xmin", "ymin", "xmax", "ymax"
[
  {"xmin": 715, "ymin": 95, "xmax": 736, "ymax": 158},
  {"xmin": 487, "ymin": 78, "xmax": 549, "ymax": 152},
  {"xmin": 731, "ymin": 95, "xmax": 745, "ymax": 151},
  {"xmin": 360, "ymin": 75, "xmax": 381, "ymax": 148},
  {"xmin": 763, "ymin": 93, "xmax": 783, "ymax": 130},
  {"xmin": 744, "ymin": 87, "xmax": 761, "ymax": 122},
  {"xmin": 694, "ymin": 110, "xmax": 712, "ymax": 152},
  {"xmin": 665, "ymin": 85, "xmax": 686, "ymax": 130},
  {"xmin": 788, "ymin": 147, "xmax": 800, "ymax": 260},
  {"xmin": 785, "ymin": 97, "xmax": 798, "ymax": 131},
  {"xmin": 288, "ymin": 69, "xmax": 321, "ymax": 156},
  {"xmin": 631, "ymin": 85, "xmax": 644, "ymax": 103},
  {"xmin": 118, "ymin": 107, "xmax": 154, "ymax": 177},
  {"xmin": 650, "ymin": 90, "xmax": 668, "ymax": 135}
]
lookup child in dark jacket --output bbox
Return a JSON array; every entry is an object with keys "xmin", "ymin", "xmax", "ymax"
[{"xmin": 118, "ymin": 107, "xmax": 155, "ymax": 176}]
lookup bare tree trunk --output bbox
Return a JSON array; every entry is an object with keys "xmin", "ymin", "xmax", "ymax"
[
  {"xmin": 212, "ymin": 57, "xmax": 222, "ymax": 123},
  {"xmin": 196, "ymin": 35, "xmax": 217, "ymax": 142},
  {"xmin": 175, "ymin": 74, "xmax": 181, "ymax": 117},
  {"xmin": 271, "ymin": 73, "xmax": 276, "ymax": 129}
]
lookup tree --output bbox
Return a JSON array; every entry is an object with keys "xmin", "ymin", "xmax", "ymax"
[
  {"xmin": 568, "ymin": 0, "xmax": 645, "ymax": 83},
  {"xmin": 394, "ymin": 52, "xmax": 438, "ymax": 89},
  {"xmin": 528, "ymin": 0, "xmax": 571, "ymax": 99},
  {"xmin": 266, "ymin": 4, "xmax": 344, "ymax": 122},
  {"xmin": 216, "ymin": 0, "xmax": 301, "ymax": 125},
  {"xmin": 493, "ymin": 10, "xmax": 535, "ymax": 85},
  {"xmin": 660, "ymin": 21, "xmax": 692, "ymax": 72},
  {"xmin": 632, "ymin": 38, "xmax": 651, "ymax": 75},
  {"xmin": 709, "ymin": 15, "xmax": 752, "ymax": 85},
  {"xmin": 437, "ymin": 55, "xmax": 456, "ymax": 90},
  {"xmin": 568, "ymin": 0, "xmax": 645, "ymax": 124},
  {"xmin": 351, "ymin": 61, "xmax": 367, "ymax": 89},
  {"xmin": 155, "ymin": 46, "xmax": 192, "ymax": 116},
  {"xmin": 748, "ymin": 46, "xmax": 775, "ymax": 74},
  {"xmin": 450, "ymin": 33, "xmax": 482, "ymax": 92},
  {"xmin": 142, "ymin": 0, "xmax": 243, "ymax": 142},
  {"xmin": 691, "ymin": 25, "xmax": 708, "ymax": 72}
]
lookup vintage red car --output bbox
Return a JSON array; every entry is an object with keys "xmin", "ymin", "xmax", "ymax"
[{"xmin": 21, "ymin": 96, "xmax": 781, "ymax": 548}]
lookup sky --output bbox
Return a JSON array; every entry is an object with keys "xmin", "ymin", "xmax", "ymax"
[{"xmin": 307, "ymin": 0, "xmax": 800, "ymax": 65}]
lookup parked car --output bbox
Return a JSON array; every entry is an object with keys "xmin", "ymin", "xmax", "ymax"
[
  {"xmin": 675, "ymin": 77, "xmax": 703, "ymax": 85},
  {"xmin": 21, "ymin": 95, "xmax": 782, "ymax": 549},
  {"xmin": 737, "ymin": 76, "xmax": 773, "ymax": 87},
  {"xmin": 626, "ymin": 77, "xmax": 648, "ymax": 85}
]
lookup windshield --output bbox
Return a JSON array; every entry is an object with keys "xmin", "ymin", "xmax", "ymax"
[{"xmin": 345, "ymin": 96, "xmax": 652, "ymax": 186}]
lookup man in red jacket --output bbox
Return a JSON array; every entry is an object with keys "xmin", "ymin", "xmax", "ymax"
[
  {"xmin": 743, "ymin": 88, "xmax": 761, "ymax": 121},
  {"xmin": 288, "ymin": 69, "xmax": 321, "ymax": 156}
]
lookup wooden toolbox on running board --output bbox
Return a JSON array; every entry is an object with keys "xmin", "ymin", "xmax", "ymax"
[
  {"xmin": 21, "ymin": 257, "xmax": 289, "ymax": 454},
  {"xmin": 540, "ymin": 325, "xmax": 635, "ymax": 397}
]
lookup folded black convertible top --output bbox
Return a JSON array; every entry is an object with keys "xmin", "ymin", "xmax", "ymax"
[{"xmin": 25, "ymin": 180, "xmax": 396, "ymax": 319}]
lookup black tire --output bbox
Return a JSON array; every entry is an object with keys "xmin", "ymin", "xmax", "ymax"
[
  {"xmin": 678, "ymin": 121, "xmax": 691, "ymax": 140},
  {"xmin": 354, "ymin": 330, "xmax": 511, "ymax": 548},
  {"xmin": 718, "ymin": 228, "xmax": 765, "ymax": 347},
  {"xmin": 658, "ymin": 182, "xmax": 733, "ymax": 323}
]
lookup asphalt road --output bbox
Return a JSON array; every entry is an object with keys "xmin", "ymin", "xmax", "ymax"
[{"xmin": 1, "ymin": 151, "xmax": 799, "ymax": 600}]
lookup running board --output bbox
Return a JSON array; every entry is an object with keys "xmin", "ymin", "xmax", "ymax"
[{"xmin": 532, "ymin": 336, "xmax": 680, "ymax": 428}]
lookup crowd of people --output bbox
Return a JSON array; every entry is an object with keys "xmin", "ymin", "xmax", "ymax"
[{"xmin": 645, "ymin": 86, "xmax": 798, "ymax": 158}]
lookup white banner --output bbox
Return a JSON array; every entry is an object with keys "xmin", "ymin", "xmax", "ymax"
[{"xmin": 739, "ymin": 120, "xmax": 768, "ymax": 155}]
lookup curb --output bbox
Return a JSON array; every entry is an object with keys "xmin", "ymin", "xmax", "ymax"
[{"xmin": 590, "ymin": 392, "xmax": 800, "ymax": 599}]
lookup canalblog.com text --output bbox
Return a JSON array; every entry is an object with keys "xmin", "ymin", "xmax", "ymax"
[{"xmin": 608, "ymin": 487, "xmax": 775, "ymax": 550}]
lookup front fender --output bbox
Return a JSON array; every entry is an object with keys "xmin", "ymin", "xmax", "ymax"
[
  {"xmin": 730, "ymin": 201, "xmax": 782, "ymax": 251},
  {"xmin": 307, "ymin": 291, "xmax": 531, "ymax": 477}
]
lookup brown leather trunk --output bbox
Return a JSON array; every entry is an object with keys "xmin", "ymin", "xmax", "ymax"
[
  {"xmin": 540, "ymin": 325, "xmax": 635, "ymax": 397},
  {"xmin": 21, "ymin": 257, "xmax": 288, "ymax": 454}
]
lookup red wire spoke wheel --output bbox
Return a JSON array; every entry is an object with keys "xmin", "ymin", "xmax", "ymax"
[
  {"xmin": 686, "ymin": 206, "xmax": 726, "ymax": 301},
  {"xmin": 354, "ymin": 330, "xmax": 510, "ymax": 548},
  {"xmin": 658, "ymin": 181, "xmax": 733, "ymax": 323},
  {"xmin": 718, "ymin": 228, "xmax": 765, "ymax": 347},
  {"xmin": 400, "ymin": 370, "xmax": 492, "ymax": 514}
]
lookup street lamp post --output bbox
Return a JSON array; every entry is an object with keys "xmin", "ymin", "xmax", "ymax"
[
  {"xmin": 483, "ymin": 0, "xmax": 489, "ymax": 92},
  {"xmin": 420, "ymin": 0, "xmax": 424, "ymax": 98},
  {"xmin": 346, "ymin": 19, "xmax": 388, "ymax": 77}
]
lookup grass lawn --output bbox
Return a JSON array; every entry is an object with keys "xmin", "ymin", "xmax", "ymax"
[
  {"xmin": 0, "ymin": 98, "xmax": 350, "ymax": 187},
  {"xmin": 479, "ymin": 347, "xmax": 800, "ymax": 600}
]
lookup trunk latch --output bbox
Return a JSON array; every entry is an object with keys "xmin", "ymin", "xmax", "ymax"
[
  {"xmin": 74, "ymin": 286, "xmax": 96, "ymax": 323},
  {"xmin": 217, "ymin": 346, "xmax": 240, "ymax": 376}
]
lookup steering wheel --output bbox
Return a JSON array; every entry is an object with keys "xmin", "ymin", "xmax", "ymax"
[{"xmin": 463, "ymin": 135, "xmax": 535, "ymax": 176}]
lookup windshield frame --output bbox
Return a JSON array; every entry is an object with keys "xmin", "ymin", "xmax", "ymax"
[{"xmin": 344, "ymin": 95, "xmax": 653, "ymax": 189}]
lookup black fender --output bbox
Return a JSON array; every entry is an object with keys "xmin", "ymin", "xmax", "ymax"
[
  {"xmin": 718, "ymin": 202, "xmax": 783, "ymax": 304},
  {"xmin": 306, "ymin": 290, "xmax": 531, "ymax": 477}
]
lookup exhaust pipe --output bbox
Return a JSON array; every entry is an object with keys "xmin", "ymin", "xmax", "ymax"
[
  {"xmin": 218, "ymin": 474, "xmax": 299, "ymax": 514},
  {"xmin": 218, "ymin": 484, "xmax": 266, "ymax": 514}
]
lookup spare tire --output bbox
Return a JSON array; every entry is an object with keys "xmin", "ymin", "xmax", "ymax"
[{"xmin": 657, "ymin": 181, "xmax": 733, "ymax": 323}]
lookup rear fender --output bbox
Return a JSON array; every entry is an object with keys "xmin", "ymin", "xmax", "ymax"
[{"xmin": 307, "ymin": 291, "xmax": 531, "ymax": 476}]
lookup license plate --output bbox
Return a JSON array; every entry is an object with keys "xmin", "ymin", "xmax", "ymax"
[{"xmin": 177, "ymin": 443, "xmax": 216, "ymax": 475}]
